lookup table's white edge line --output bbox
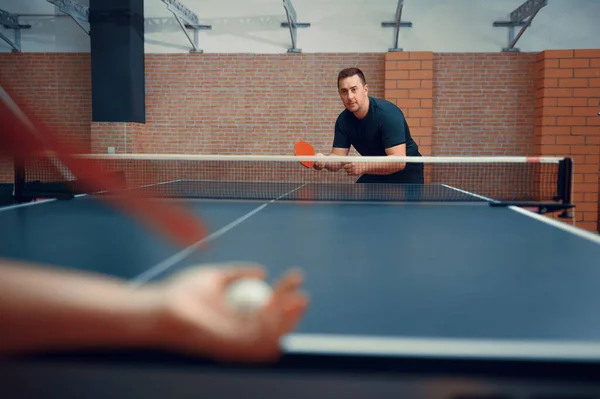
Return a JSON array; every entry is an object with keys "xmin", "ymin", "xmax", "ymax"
[
  {"xmin": 0, "ymin": 193, "xmax": 89, "ymax": 212},
  {"xmin": 282, "ymin": 334, "xmax": 600, "ymax": 361},
  {"xmin": 442, "ymin": 184, "xmax": 600, "ymax": 246},
  {"xmin": 0, "ymin": 198, "xmax": 57, "ymax": 212},
  {"xmin": 509, "ymin": 206, "xmax": 600, "ymax": 245}
]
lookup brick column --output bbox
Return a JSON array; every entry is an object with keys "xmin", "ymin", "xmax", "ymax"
[
  {"xmin": 384, "ymin": 52, "xmax": 433, "ymax": 157},
  {"xmin": 534, "ymin": 49, "xmax": 600, "ymax": 233}
]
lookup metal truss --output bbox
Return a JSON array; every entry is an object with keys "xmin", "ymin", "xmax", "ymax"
[
  {"xmin": 0, "ymin": 9, "xmax": 32, "ymax": 52},
  {"xmin": 47, "ymin": 0, "xmax": 89, "ymax": 35},
  {"xmin": 493, "ymin": 0, "xmax": 548, "ymax": 52},
  {"xmin": 281, "ymin": 0, "xmax": 310, "ymax": 53},
  {"xmin": 381, "ymin": 0, "xmax": 413, "ymax": 52},
  {"xmin": 161, "ymin": 0, "xmax": 212, "ymax": 53}
]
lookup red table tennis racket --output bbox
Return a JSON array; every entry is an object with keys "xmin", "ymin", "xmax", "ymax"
[
  {"xmin": 0, "ymin": 85, "xmax": 208, "ymax": 249},
  {"xmin": 294, "ymin": 140, "xmax": 315, "ymax": 168}
]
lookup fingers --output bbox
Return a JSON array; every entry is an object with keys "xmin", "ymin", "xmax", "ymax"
[
  {"xmin": 265, "ymin": 268, "xmax": 308, "ymax": 334},
  {"xmin": 342, "ymin": 163, "xmax": 361, "ymax": 176},
  {"xmin": 166, "ymin": 263, "xmax": 308, "ymax": 364},
  {"xmin": 271, "ymin": 268, "xmax": 303, "ymax": 298},
  {"xmin": 313, "ymin": 153, "xmax": 326, "ymax": 170},
  {"xmin": 220, "ymin": 262, "xmax": 267, "ymax": 285},
  {"xmin": 279, "ymin": 292, "xmax": 309, "ymax": 334},
  {"xmin": 218, "ymin": 291, "xmax": 307, "ymax": 363}
]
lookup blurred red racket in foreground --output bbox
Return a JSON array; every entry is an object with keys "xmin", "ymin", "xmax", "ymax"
[{"xmin": 0, "ymin": 85, "xmax": 208, "ymax": 249}]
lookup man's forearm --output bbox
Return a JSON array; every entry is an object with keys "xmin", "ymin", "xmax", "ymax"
[
  {"xmin": 362, "ymin": 160, "xmax": 406, "ymax": 175},
  {"xmin": 323, "ymin": 153, "xmax": 344, "ymax": 171},
  {"xmin": 0, "ymin": 261, "xmax": 163, "ymax": 355}
]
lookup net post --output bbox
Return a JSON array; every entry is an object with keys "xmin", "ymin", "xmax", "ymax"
[
  {"xmin": 556, "ymin": 157, "xmax": 573, "ymax": 219},
  {"xmin": 12, "ymin": 155, "xmax": 27, "ymax": 203}
]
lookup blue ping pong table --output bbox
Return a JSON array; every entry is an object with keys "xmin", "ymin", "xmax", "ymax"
[{"xmin": 2, "ymin": 180, "xmax": 600, "ymax": 397}]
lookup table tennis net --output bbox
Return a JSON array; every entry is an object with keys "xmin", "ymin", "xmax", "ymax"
[{"xmin": 13, "ymin": 153, "xmax": 572, "ymax": 205}]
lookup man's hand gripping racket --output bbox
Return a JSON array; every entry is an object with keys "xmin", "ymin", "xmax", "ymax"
[{"xmin": 294, "ymin": 140, "xmax": 326, "ymax": 170}]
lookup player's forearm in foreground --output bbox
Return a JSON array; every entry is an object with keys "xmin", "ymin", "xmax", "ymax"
[
  {"xmin": 0, "ymin": 260, "xmax": 164, "ymax": 355},
  {"xmin": 0, "ymin": 260, "xmax": 308, "ymax": 363}
]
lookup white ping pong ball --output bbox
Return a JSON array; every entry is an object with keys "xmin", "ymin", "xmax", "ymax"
[{"xmin": 225, "ymin": 278, "xmax": 273, "ymax": 313}]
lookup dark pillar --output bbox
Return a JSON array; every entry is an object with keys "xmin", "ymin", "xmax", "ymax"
[{"xmin": 89, "ymin": 0, "xmax": 145, "ymax": 123}]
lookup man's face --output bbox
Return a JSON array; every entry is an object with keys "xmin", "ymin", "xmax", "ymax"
[{"xmin": 338, "ymin": 75, "xmax": 368, "ymax": 114}]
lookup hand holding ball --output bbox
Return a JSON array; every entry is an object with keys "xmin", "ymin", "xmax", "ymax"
[{"xmin": 225, "ymin": 278, "xmax": 273, "ymax": 313}]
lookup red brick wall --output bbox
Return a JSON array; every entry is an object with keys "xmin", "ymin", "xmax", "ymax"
[
  {"xmin": 432, "ymin": 53, "xmax": 537, "ymax": 156},
  {"xmin": 118, "ymin": 53, "xmax": 385, "ymax": 156},
  {"xmin": 0, "ymin": 159, "xmax": 13, "ymax": 185},
  {"xmin": 0, "ymin": 53, "xmax": 91, "ymax": 183},
  {"xmin": 534, "ymin": 49, "xmax": 600, "ymax": 232},
  {"xmin": 0, "ymin": 53, "xmax": 91, "ymax": 147},
  {"xmin": 384, "ymin": 51, "xmax": 433, "ymax": 157}
]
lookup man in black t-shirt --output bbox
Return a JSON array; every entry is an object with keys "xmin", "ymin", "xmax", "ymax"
[{"xmin": 314, "ymin": 67, "xmax": 423, "ymax": 184}]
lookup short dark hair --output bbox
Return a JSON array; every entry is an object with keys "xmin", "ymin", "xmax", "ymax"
[{"xmin": 337, "ymin": 67, "xmax": 366, "ymax": 88}]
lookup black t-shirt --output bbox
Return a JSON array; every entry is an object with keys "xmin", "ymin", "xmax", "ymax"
[{"xmin": 333, "ymin": 96, "xmax": 423, "ymax": 183}]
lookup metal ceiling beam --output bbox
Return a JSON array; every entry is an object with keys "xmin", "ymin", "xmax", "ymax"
[
  {"xmin": 0, "ymin": 9, "xmax": 32, "ymax": 52},
  {"xmin": 47, "ymin": 0, "xmax": 90, "ymax": 35},
  {"xmin": 381, "ymin": 0, "xmax": 413, "ymax": 52},
  {"xmin": 493, "ymin": 0, "xmax": 548, "ymax": 52},
  {"xmin": 160, "ymin": 0, "xmax": 212, "ymax": 53},
  {"xmin": 281, "ymin": 0, "xmax": 310, "ymax": 53}
]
